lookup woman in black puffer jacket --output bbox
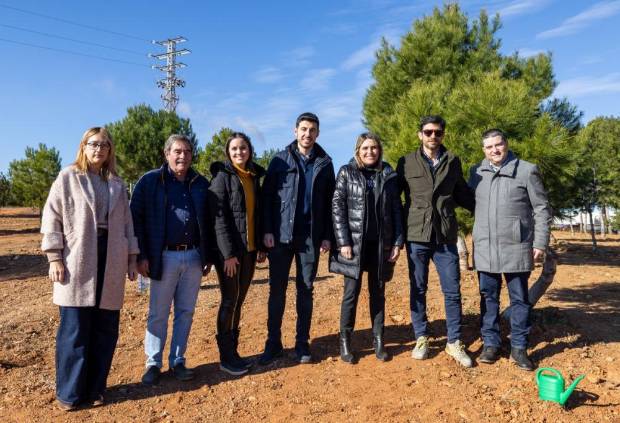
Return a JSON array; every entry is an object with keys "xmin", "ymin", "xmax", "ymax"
[
  {"xmin": 330, "ymin": 132, "xmax": 404, "ymax": 363},
  {"xmin": 209, "ymin": 132, "xmax": 266, "ymax": 376}
]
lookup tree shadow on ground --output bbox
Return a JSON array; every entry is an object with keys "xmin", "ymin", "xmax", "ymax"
[
  {"xmin": 105, "ymin": 349, "xmax": 308, "ymax": 404},
  {"xmin": 557, "ymin": 243, "xmax": 620, "ymax": 267},
  {"xmin": 0, "ymin": 253, "xmax": 46, "ymax": 282},
  {"xmin": 555, "ymin": 236, "xmax": 620, "ymax": 243},
  {"xmin": 526, "ymin": 281, "xmax": 620, "ymax": 361},
  {"xmin": 0, "ymin": 212, "xmax": 40, "ymax": 219},
  {"xmin": 105, "ymin": 319, "xmax": 478, "ymax": 404},
  {"xmin": 310, "ymin": 314, "xmax": 483, "ymax": 364},
  {"xmin": 0, "ymin": 227, "xmax": 40, "ymax": 236}
]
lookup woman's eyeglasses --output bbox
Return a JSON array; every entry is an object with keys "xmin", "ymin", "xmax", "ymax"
[{"xmin": 86, "ymin": 142, "xmax": 110, "ymax": 150}]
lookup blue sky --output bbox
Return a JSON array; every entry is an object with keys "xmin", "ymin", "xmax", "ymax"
[{"xmin": 1, "ymin": 0, "xmax": 619, "ymax": 173}]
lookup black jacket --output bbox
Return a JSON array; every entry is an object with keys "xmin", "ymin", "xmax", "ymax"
[
  {"xmin": 209, "ymin": 161, "xmax": 266, "ymax": 260},
  {"xmin": 262, "ymin": 141, "xmax": 335, "ymax": 247},
  {"xmin": 329, "ymin": 160, "xmax": 404, "ymax": 281},
  {"xmin": 396, "ymin": 146, "xmax": 474, "ymax": 243},
  {"xmin": 130, "ymin": 165, "xmax": 213, "ymax": 280}
]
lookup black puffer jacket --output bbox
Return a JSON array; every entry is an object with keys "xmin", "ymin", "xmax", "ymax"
[
  {"xmin": 208, "ymin": 161, "xmax": 266, "ymax": 260},
  {"xmin": 329, "ymin": 160, "xmax": 404, "ymax": 281}
]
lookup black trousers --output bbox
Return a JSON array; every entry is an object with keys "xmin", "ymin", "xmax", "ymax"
[
  {"xmin": 56, "ymin": 232, "xmax": 120, "ymax": 406},
  {"xmin": 215, "ymin": 250, "xmax": 257, "ymax": 335},
  {"xmin": 266, "ymin": 236, "xmax": 319, "ymax": 347},
  {"xmin": 340, "ymin": 241, "xmax": 385, "ymax": 336}
]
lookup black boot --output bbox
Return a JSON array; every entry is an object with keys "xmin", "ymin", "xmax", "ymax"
[
  {"xmin": 373, "ymin": 334, "xmax": 389, "ymax": 362},
  {"xmin": 339, "ymin": 332, "xmax": 354, "ymax": 364},
  {"xmin": 232, "ymin": 329, "xmax": 253, "ymax": 369},
  {"xmin": 510, "ymin": 347, "xmax": 535, "ymax": 371},
  {"xmin": 216, "ymin": 333, "xmax": 248, "ymax": 376}
]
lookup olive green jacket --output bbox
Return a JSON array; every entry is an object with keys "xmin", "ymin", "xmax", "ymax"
[{"xmin": 396, "ymin": 146, "xmax": 474, "ymax": 244}]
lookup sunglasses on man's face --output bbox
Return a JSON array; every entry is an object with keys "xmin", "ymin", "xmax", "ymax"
[{"xmin": 422, "ymin": 129, "xmax": 444, "ymax": 137}]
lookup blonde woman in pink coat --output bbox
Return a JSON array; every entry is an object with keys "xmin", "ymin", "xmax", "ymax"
[{"xmin": 41, "ymin": 127, "xmax": 139, "ymax": 411}]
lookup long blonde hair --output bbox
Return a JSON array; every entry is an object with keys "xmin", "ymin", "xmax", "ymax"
[
  {"xmin": 354, "ymin": 132, "xmax": 383, "ymax": 170},
  {"xmin": 73, "ymin": 127, "xmax": 117, "ymax": 180}
]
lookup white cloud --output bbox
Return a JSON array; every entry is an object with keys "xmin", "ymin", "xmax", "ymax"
[
  {"xmin": 555, "ymin": 73, "xmax": 620, "ymax": 97},
  {"xmin": 176, "ymin": 101, "xmax": 192, "ymax": 116},
  {"xmin": 254, "ymin": 66, "xmax": 284, "ymax": 83},
  {"xmin": 341, "ymin": 40, "xmax": 382, "ymax": 71},
  {"xmin": 300, "ymin": 68, "xmax": 337, "ymax": 91},
  {"xmin": 516, "ymin": 47, "xmax": 545, "ymax": 58},
  {"xmin": 286, "ymin": 46, "xmax": 316, "ymax": 66},
  {"xmin": 497, "ymin": 0, "xmax": 553, "ymax": 18},
  {"xmin": 215, "ymin": 92, "xmax": 253, "ymax": 110},
  {"xmin": 537, "ymin": 1, "xmax": 620, "ymax": 39},
  {"xmin": 340, "ymin": 25, "xmax": 401, "ymax": 72},
  {"xmin": 234, "ymin": 117, "xmax": 267, "ymax": 146},
  {"xmin": 93, "ymin": 78, "xmax": 124, "ymax": 97}
]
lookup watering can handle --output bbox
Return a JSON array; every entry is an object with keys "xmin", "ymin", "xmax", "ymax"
[{"xmin": 536, "ymin": 367, "xmax": 562, "ymax": 384}]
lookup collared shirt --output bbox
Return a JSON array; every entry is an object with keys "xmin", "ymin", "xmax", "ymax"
[
  {"xmin": 421, "ymin": 148, "xmax": 444, "ymax": 178},
  {"xmin": 489, "ymin": 157, "xmax": 508, "ymax": 172},
  {"xmin": 293, "ymin": 145, "xmax": 315, "ymax": 237},
  {"xmin": 164, "ymin": 166, "xmax": 200, "ymax": 247}
]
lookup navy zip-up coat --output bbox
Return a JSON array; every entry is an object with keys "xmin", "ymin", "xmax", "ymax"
[
  {"xmin": 262, "ymin": 140, "xmax": 335, "ymax": 247},
  {"xmin": 130, "ymin": 164, "xmax": 214, "ymax": 280}
]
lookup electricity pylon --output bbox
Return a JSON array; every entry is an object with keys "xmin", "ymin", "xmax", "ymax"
[{"xmin": 150, "ymin": 36, "xmax": 190, "ymax": 112}]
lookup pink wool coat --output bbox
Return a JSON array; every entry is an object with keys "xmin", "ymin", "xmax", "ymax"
[{"xmin": 41, "ymin": 166, "xmax": 140, "ymax": 310}]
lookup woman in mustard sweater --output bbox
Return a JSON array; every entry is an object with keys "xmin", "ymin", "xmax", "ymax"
[{"xmin": 209, "ymin": 132, "xmax": 266, "ymax": 375}]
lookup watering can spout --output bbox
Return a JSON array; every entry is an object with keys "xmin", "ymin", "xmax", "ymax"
[{"xmin": 559, "ymin": 375, "xmax": 585, "ymax": 405}]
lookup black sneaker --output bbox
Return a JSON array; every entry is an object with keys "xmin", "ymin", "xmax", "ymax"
[
  {"xmin": 258, "ymin": 342, "xmax": 284, "ymax": 366},
  {"xmin": 171, "ymin": 363, "xmax": 195, "ymax": 381},
  {"xmin": 141, "ymin": 365, "xmax": 161, "ymax": 386},
  {"xmin": 220, "ymin": 360, "xmax": 249, "ymax": 376},
  {"xmin": 235, "ymin": 354, "xmax": 254, "ymax": 370},
  {"xmin": 510, "ymin": 347, "xmax": 535, "ymax": 371},
  {"xmin": 295, "ymin": 342, "xmax": 312, "ymax": 364},
  {"xmin": 479, "ymin": 346, "xmax": 500, "ymax": 364}
]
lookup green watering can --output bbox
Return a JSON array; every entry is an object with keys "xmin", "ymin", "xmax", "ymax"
[{"xmin": 535, "ymin": 367, "xmax": 585, "ymax": 406}]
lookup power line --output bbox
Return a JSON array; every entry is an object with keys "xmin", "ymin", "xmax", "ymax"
[
  {"xmin": 0, "ymin": 23, "xmax": 146, "ymax": 56},
  {"xmin": 0, "ymin": 3, "xmax": 151, "ymax": 42},
  {"xmin": 0, "ymin": 37, "xmax": 151, "ymax": 67}
]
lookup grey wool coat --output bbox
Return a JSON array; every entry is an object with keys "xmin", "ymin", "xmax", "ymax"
[
  {"xmin": 468, "ymin": 152, "xmax": 552, "ymax": 273},
  {"xmin": 41, "ymin": 166, "xmax": 140, "ymax": 310}
]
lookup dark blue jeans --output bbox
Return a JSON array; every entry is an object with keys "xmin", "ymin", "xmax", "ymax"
[
  {"xmin": 478, "ymin": 271, "xmax": 531, "ymax": 349},
  {"xmin": 266, "ymin": 236, "xmax": 319, "ymax": 347},
  {"xmin": 406, "ymin": 241, "xmax": 462, "ymax": 343},
  {"xmin": 56, "ymin": 232, "xmax": 120, "ymax": 406}
]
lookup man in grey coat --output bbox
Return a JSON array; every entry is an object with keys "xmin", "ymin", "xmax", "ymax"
[{"xmin": 468, "ymin": 129, "xmax": 552, "ymax": 371}]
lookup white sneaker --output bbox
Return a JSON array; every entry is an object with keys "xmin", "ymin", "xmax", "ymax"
[
  {"xmin": 411, "ymin": 336, "xmax": 429, "ymax": 360},
  {"xmin": 445, "ymin": 340, "xmax": 473, "ymax": 368}
]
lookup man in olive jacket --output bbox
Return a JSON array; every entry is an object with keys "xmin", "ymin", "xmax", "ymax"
[
  {"xmin": 468, "ymin": 129, "xmax": 551, "ymax": 371},
  {"xmin": 396, "ymin": 115, "xmax": 475, "ymax": 368}
]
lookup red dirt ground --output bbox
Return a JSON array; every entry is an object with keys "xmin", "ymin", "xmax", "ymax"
[{"xmin": 0, "ymin": 207, "xmax": 618, "ymax": 422}]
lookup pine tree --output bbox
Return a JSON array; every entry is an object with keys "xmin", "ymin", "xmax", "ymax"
[
  {"xmin": 106, "ymin": 104, "xmax": 198, "ymax": 185},
  {"xmin": 8, "ymin": 143, "xmax": 61, "ymax": 212}
]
